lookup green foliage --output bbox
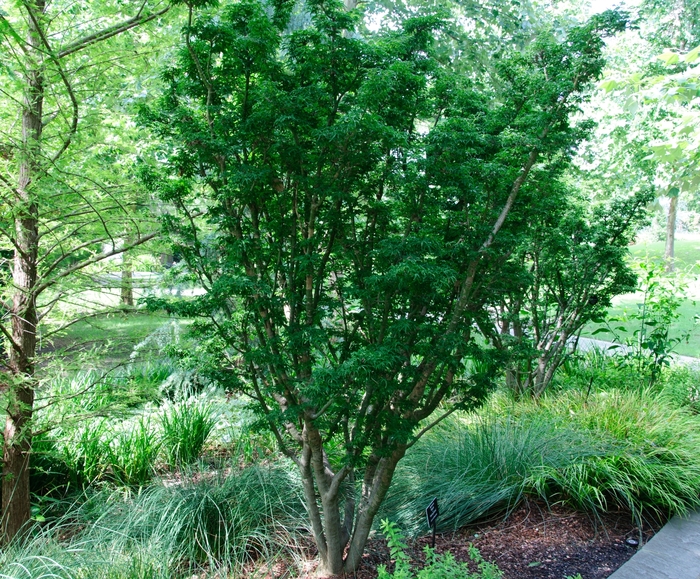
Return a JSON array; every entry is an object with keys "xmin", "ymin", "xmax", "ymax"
[
  {"xmin": 107, "ymin": 417, "xmax": 161, "ymax": 487},
  {"xmin": 595, "ymin": 262, "xmax": 693, "ymax": 385},
  {"xmin": 377, "ymin": 520, "xmax": 502, "ymax": 579},
  {"xmin": 82, "ymin": 462, "xmax": 306, "ymax": 574},
  {"xmin": 160, "ymin": 400, "xmax": 215, "ymax": 467},
  {"xmin": 386, "ymin": 386, "xmax": 700, "ymax": 534},
  {"xmin": 2, "ymin": 462, "xmax": 306, "ymax": 578},
  {"xmin": 382, "ymin": 414, "xmax": 601, "ymax": 534},
  {"xmin": 491, "ymin": 189, "xmax": 650, "ymax": 397},
  {"xmin": 140, "ymin": 0, "xmax": 628, "ymax": 568},
  {"xmin": 521, "ymin": 388, "xmax": 700, "ymax": 519}
]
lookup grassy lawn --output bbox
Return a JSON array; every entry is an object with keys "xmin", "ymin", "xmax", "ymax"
[
  {"xmin": 629, "ymin": 238, "xmax": 700, "ymax": 273},
  {"xmin": 582, "ymin": 294, "xmax": 699, "ymax": 357},
  {"xmin": 40, "ymin": 311, "xmax": 182, "ymax": 365}
]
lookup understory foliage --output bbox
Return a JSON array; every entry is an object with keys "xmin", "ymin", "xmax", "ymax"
[
  {"xmin": 488, "ymin": 191, "xmax": 652, "ymax": 397},
  {"xmin": 0, "ymin": 462, "xmax": 305, "ymax": 579},
  {"xmin": 140, "ymin": 0, "xmax": 630, "ymax": 572},
  {"xmin": 383, "ymin": 382, "xmax": 700, "ymax": 536},
  {"xmin": 377, "ymin": 520, "xmax": 503, "ymax": 579}
]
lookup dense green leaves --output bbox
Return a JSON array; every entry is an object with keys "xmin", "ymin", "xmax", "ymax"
[{"xmin": 141, "ymin": 0, "xmax": 630, "ymax": 572}]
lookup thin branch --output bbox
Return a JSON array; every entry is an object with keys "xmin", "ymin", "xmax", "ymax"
[
  {"xmin": 406, "ymin": 406, "xmax": 460, "ymax": 449},
  {"xmin": 57, "ymin": 5, "xmax": 171, "ymax": 59},
  {"xmin": 33, "ymin": 231, "xmax": 158, "ymax": 297}
]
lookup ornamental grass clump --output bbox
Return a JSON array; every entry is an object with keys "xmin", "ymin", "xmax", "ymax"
[
  {"xmin": 2, "ymin": 461, "xmax": 306, "ymax": 578},
  {"xmin": 526, "ymin": 388, "xmax": 700, "ymax": 519},
  {"xmin": 83, "ymin": 460, "xmax": 306, "ymax": 574},
  {"xmin": 160, "ymin": 399, "xmax": 215, "ymax": 468},
  {"xmin": 385, "ymin": 387, "xmax": 700, "ymax": 535},
  {"xmin": 382, "ymin": 414, "xmax": 602, "ymax": 534}
]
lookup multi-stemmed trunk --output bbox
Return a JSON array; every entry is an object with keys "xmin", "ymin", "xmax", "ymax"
[{"xmin": 297, "ymin": 420, "xmax": 407, "ymax": 576}]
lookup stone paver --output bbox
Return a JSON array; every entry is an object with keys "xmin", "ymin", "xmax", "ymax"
[{"xmin": 608, "ymin": 511, "xmax": 700, "ymax": 579}]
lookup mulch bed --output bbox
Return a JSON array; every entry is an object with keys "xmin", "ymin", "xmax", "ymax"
[{"xmin": 283, "ymin": 501, "xmax": 662, "ymax": 579}]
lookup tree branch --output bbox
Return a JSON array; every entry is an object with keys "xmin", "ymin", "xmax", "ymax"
[{"xmin": 57, "ymin": 4, "xmax": 171, "ymax": 60}]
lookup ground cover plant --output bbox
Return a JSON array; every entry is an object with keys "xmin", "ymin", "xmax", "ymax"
[
  {"xmin": 382, "ymin": 365, "xmax": 700, "ymax": 537},
  {"xmin": 377, "ymin": 520, "xmax": 503, "ymax": 579}
]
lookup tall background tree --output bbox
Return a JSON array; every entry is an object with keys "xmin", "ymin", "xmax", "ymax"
[
  {"xmin": 579, "ymin": 0, "xmax": 700, "ymax": 270},
  {"xmin": 0, "ymin": 0, "xmax": 174, "ymax": 541},
  {"xmin": 141, "ymin": 0, "xmax": 629, "ymax": 573}
]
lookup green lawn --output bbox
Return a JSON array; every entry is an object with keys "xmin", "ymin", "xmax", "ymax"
[
  {"xmin": 581, "ymin": 237, "xmax": 700, "ymax": 357},
  {"xmin": 583, "ymin": 294, "xmax": 699, "ymax": 357},
  {"xmin": 41, "ymin": 312, "xmax": 180, "ymax": 364},
  {"xmin": 629, "ymin": 238, "xmax": 700, "ymax": 273}
]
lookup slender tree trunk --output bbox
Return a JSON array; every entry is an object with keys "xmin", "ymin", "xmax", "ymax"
[
  {"xmin": 121, "ymin": 238, "xmax": 134, "ymax": 307},
  {"xmin": 343, "ymin": 447, "xmax": 406, "ymax": 572},
  {"xmin": 2, "ymin": 0, "xmax": 44, "ymax": 543},
  {"xmin": 665, "ymin": 194, "xmax": 678, "ymax": 273}
]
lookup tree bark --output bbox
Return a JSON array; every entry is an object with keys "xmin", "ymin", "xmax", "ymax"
[
  {"xmin": 2, "ymin": 0, "xmax": 44, "ymax": 542},
  {"xmin": 121, "ymin": 238, "xmax": 134, "ymax": 307},
  {"xmin": 665, "ymin": 194, "xmax": 678, "ymax": 273}
]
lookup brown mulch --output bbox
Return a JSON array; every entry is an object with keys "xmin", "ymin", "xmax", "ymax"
[{"xmin": 277, "ymin": 501, "xmax": 662, "ymax": 579}]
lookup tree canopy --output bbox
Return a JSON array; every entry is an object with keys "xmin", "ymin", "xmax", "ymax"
[{"xmin": 140, "ymin": 0, "xmax": 633, "ymax": 572}]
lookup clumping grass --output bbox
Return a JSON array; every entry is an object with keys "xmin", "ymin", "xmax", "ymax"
[
  {"xmin": 108, "ymin": 417, "xmax": 162, "ymax": 487},
  {"xmin": 3, "ymin": 461, "xmax": 307, "ymax": 579},
  {"xmin": 524, "ymin": 388, "xmax": 700, "ymax": 520},
  {"xmin": 160, "ymin": 400, "xmax": 215, "ymax": 468},
  {"xmin": 381, "ymin": 414, "xmax": 603, "ymax": 535},
  {"xmin": 385, "ymin": 386, "xmax": 700, "ymax": 536}
]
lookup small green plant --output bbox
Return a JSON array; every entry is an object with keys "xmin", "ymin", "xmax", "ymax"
[
  {"xmin": 108, "ymin": 417, "xmax": 161, "ymax": 486},
  {"xmin": 160, "ymin": 400, "xmax": 215, "ymax": 468},
  {"xmin": 597, "ymin": 262, "xmax": 692, "ymax": 386},
  {"xmin": 377, "ymin": 520, "xmax": 502, "ymax": 579}
]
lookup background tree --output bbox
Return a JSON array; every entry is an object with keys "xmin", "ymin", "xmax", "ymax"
[
  {"xmin": 488, "ymin": 188, "xmax": 652, "ymax": 398},
  {"xmin": 141, "ymin": 0, "xmax": 627, "ymax": 573},
  {"xmin": 580, "ymin": 0, "xmax": 700, "ymax": 270},
  {"xmin": 0, "ymin": 0, "xmax": 173, "ymax": 541}
]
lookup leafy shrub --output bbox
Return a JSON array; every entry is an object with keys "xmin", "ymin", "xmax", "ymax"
[
  {"xmin": 377, "ymin": 520, "xmax": 502, "ymax": 579},
  {"xmin": 30, "ymin": 431, "xmax": 73, "ymax": 497},
  {"xmin": 160, "ymin": 400, "xmax": 215, "ymax": 468}
]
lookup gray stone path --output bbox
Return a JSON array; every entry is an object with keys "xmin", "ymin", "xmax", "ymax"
[{"xmin": 608, "ymin": 511, "xmax": 700, "ymax": 579}]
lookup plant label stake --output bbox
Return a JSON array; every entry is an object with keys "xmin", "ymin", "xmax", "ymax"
[{"xmin": 425, "ymin": 497, "xmax": 439, "ymax": 548}]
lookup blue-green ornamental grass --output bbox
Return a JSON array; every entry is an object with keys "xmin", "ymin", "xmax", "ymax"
[
  {"xmin": 2, "ymin": 462, "xmax": 306, "ymax": 579},
  {"xmin": 384, "ymin": 386, "xmax": 700, "ymax": 536}
]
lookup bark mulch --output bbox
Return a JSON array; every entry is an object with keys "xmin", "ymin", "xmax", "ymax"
[{"xmin": 283, "ymin": 501, "xmax": 661, "ymax": 579}]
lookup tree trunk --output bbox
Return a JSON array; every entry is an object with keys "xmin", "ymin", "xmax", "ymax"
[
  {"xmin": 2, "ymin": 0, "xmax": 44, "ymax": 543},
  {"xmin": 121, "ymin": 242, "xmax": 134, "ymax": 307},
  {"xmin": 665, "ymin": 194, "xmax": 678, "ymax": 273},
  {"xmin": 299, "ymin": 427, "xmax": 406, "ymax": 577}
]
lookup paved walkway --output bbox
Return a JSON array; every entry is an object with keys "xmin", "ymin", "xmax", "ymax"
[{"xmin": 608, "ymin": 511, "xmax": 700, "ymax": 579}]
